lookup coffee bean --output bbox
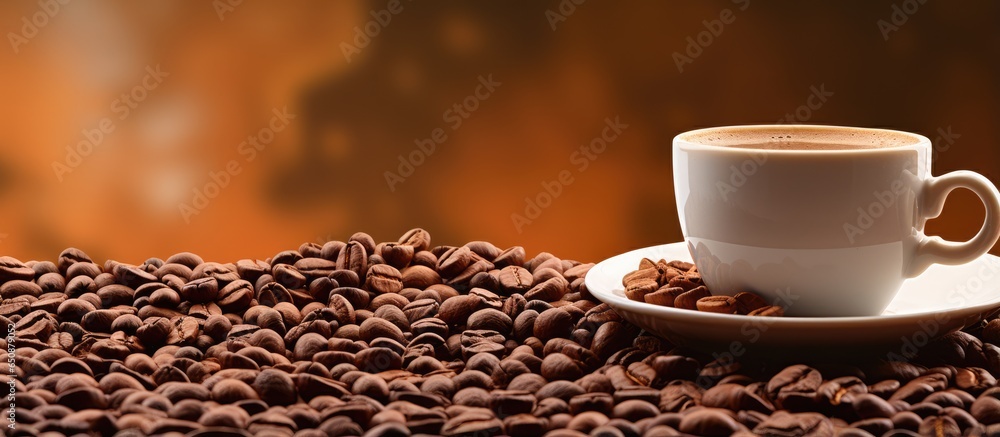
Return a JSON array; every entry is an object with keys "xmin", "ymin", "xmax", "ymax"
[
  {"xmin": 191, "ymin": 262, "xmax": 240, "ymax": 283},
  {"xmin": 252, "ymin": 369, "xmax": 296, "ymax": 406},
  {"xmin": 498, "ymin": 266, "xmax": 533, "ymax": 295},
  {"xmin": 525, "ymin": 276, "xmax": 569, "ymax": 302},
  {"xmin": 397, "ymin": 228, "xmax": 431, "ymax": 252},
  {"xmin": 1, "ymin": 280, "xmax": 42, "ymax": 299},
  {"xmin": 534, "ymin": 308, "xmax": 573, "ymax": 341},
  {"xmin": 919, "ymin": 414, "xmax": 961, "ymax": 436},
  {"xmin": 0, "ymin": 256, "xmax": 37, "ymax": 283},
  {"xmin": 437, "ymin": 295, "xmax": 483, "ymax": 326},
  {"xmin": 359, "ymin": 317, "xmax": 405, "ymax": 344},
  {"xmin": 468, "ymin": 309, "xmax": 512, "ymax": 334},
  {"xmin": 115, "ymin": 264, "xmax": 158, "ymax": 289},
  {"xmin": 623, "ymin": 278, "xmax": 657, "ymax": 302},
  {"xmin": 767, "ymin": 365, "xmax": 823, "ymax": 400},
  {"xmin": 642, "ymin": 287, "xmax": 682, "ymax": 307},
  {"xmin": 542, "ymin": 353, "xmax": 584, "ymax": 381},
  {"xmin": 678, "ymin": 408, "xmax": 745, "ymax": 435},
  {"xmin": 733, "ymin": 291, "xmax": 769, "ymax": 314},
  {"xmin": 673, "ymin": 286, "xmax": 710, "ymax": 310},
  {"xmin": 335, "ymin": 241, "xmax": 369, "ymax": 284},
  {"xmin": 748, "ymin": 306, "xmax": 785, "ymax": 317},
  {"xmin": 696, "ymin": 296, "xmax": 737, "ymax": 314},
  {"xmin": 957, "ymin": 367, "xmax": 996, "ymax": 393},
  {"xmin": 372, "ymin": 243, "xmax": 413, "ymax": 271},
  {"xmin": 437, "ymin": 246, "xmax": 475, "ymax": 279},
  {"xmin": 365, "ymin": 264, "xmax": 404, "ymax": 294},
  {"xmin": 180, "ymin": 277, "xmax": 219, "ymax": 302},
  {"xmin": 399, "ymin": 265, "xmax": 440, "ymax": 290},
  {"xmin": 891, "ymin": 374, "xmax": 947, "ymax": 403},
  {"xmin": 352, "ymin": 374, "xmax": 389, "ymax": 402},
  {"xmin": 449, "ymin": 259, "xmax": 494, "ymax": 287},
  {"xmin": 493, "ymin": 246, "xmax": 525, "ymax": 268},
  {"xmin": 850, "ymin": 393, "xmax": 896, "ymax": 420},
  {"xmin": 591, "ymin": 321, "xmax": 636, "ymax": 362},
  {"xmin": 440, "ymin": 409, "xmax": 502, "ymax": 436},
  {"xmin": 753, "ymin": 411, "xmax": 833, "ymax": 436}
]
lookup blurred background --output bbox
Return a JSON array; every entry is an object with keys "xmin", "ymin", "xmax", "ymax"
[{"xmin": 0, "ymin": 1, "xmax": 998, "ymax": 264}]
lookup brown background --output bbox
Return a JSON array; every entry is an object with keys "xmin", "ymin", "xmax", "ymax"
[{"xmin": 0, "ymin": 1, "xmax": 998, "ymax": 265}]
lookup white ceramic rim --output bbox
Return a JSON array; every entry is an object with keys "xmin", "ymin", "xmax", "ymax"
[{"xmin": 673, "ymin": 124, "xmax": 931, "ymax": 155}]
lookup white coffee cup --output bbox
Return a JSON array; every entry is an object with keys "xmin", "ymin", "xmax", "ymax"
[{"xmin": 673, "ymin": 125, "xmax": 1000, "ymax": 316}]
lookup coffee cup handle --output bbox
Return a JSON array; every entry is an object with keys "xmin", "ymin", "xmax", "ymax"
[{"xmin": 906, "ymin": 170, "xmax": 1000, "ymax": 277}]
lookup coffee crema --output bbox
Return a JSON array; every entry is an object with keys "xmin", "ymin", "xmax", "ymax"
[
  {"xmin": 681, "ymin": 126, "xmax": 922, "ymax": 150},
  {"xmin": 721, "ymin": 141, "xmax": 886, "ymax": 151}
]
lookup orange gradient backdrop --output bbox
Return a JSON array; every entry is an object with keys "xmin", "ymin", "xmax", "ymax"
[{"xmin": 0, "ymin": 1, "xmax": 998, "ymax": 264}]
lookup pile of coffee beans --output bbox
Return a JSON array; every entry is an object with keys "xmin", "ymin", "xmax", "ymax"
[
  {"xmin": 622, "ymin": 258, "xmax": 783, "ymax": 316},
  {"xmin": 5, "ymin": 229, "xmax": 1000, "ymax": 436}
]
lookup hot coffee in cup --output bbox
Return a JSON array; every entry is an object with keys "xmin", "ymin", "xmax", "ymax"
[{"xmin": 673, "ymin": 125, "xmax": 1000, "ymax": 316}]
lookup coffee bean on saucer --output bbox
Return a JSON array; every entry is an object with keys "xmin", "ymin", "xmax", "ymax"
[
  {"xmin": 749, "ymin": 306, "xmax": 785, "ymax": 317},
  {"xmin": 624, "ymin": 279, "xmax": 658, "ymax": 302},
  {"xmin": 637, "ymin": 258, "xmax": 657, "ymax": 270},
  {"xmin": 668, "ymin": 275, "xmax": 702, "ymax": 292},
  {"xmin": 667, "ymin": 260, "xmax": 694, "ymax": 271},
  {"xmin": 623, "ymin": 260, "xmax": 787, "ymax": 316},
  {"xmin": 674, "ymin": 286, "xmax": 710, "ymax": 310},
  {"xmin": 622, "ymin": 268, "xmax": 658, "ymax": 288},
  {"xmin": 696, "ymin": 296, "xmax": 737, "ymax": 314},
  {"xmin": 643, "ymin": 286, "xmax": 684, "ymax": 307},
  {"xmin": 734, "ymin": 291, "xmax": 769, "ymax": 314}
]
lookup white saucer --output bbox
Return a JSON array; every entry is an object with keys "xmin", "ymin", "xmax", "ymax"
[{"xmin": 585, "ymin": 242, "xmax": 1000, "ymax": 350}]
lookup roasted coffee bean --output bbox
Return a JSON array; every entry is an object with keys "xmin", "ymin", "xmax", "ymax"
[
  {"xmin": 440, "ymin": 409, "xmax": 503, "ymax": 436},
  {"xmin": 854, "ymin": 393, "xmax": 897, "ymax": 419},
  {"xmin": 749, "ymin": 305, "xmax": 785, "ymax": 317},
  {"xmin": 468, "ymin": 309, "xmax": 512, "ymax": 333},
  {"xmin": 525, "ymin": 276, "xmax": 569, "ymax": 302},
  {"xmin": 359, "ymin": 317, "xmax": 405, "ymax": 344},
  {"xmin": 957, "ymin": 367, "xmax": 996, "ymax": 393},
  {"xmin": 1, "ymin": 280, "xmax": 43, "ymax": 299},
  {"xmin": 115, "ymin": 264, "xmax": 158, "ymax": 288},
  {"xmin": 643, "ymin": 286, "xmax": 683, "ymax": 307},
  {"xmin": 535, "ymin": 308, "xmax": 573, "ymax": 341},
  {"xmin": 753, "ymin": 411, "xmax": 833, "ymax": 436},
  {"xmin": 0, "ymin": 256, "xmax": 37, "ymax": 282},
  {"xmin": 180, "ymin": 277, "xmax": 219, "ymax": 303},
  {"xmin": 336, "ymin": 241, "xmax": 369, "ymax": 283},
  {"xmin": 493, "ymin": 246, "xmax": 526, "ymax": 268},
  {"xmin": 673, "ymin": 286, "xmax": 710, "ymax": 310},
  {"xmin": 365, "ymin": 264, "xmax": 404, "ymax": 294},
  {"xmin": 623, "ymin": 268, "xmax": 658, "ymax": 287},
  {"xmin": 678, "ymin": 408, "xmax": 745, "ymax": 435},
  {"xmin": 696, "ymin": 296, "xmax": 737, "ymax": 314},
  {"xmin": 398, "ymin": 228, "xmax": 431, "ymax": 252},
  {"xmin": 438, "ymin": 295, "xmax": 483, "ymax": 325},
  {"xmin": 591, "ymin": 321, "xmax": 636, "ymax": 362},
  {"xmin": 623, "ymin": 278, "xmax": 657, "ymax": 302},
  {"xmin": 667, "ymin": 275, "xmax": 702, "ymax": 292},
  {"xmin": 400, "ymin": 265, "xmax": 440, "ymax": 290},
  {"xmin": 767, "ymin": 365, "xmax": 823, "ymax": 401},
  {"xmin": 542, "ymin": 353, "xmax": 584, "ymax": 381},
  {"xmin": 191, "ymin": 262, "xmax": 240, "ymax": 283},
  {"xmin": 438, "ymin": 246, "xmax": 475, "ymax": 279},
  {"xmin": 498, "ymin": 266, "xmax": 533, "ymax": 295},
  {"xmin": 733, "ymin": 291, "xmax": 769, "ymax": 314},
  {"xmin": 469, "ymin": 271, "xmax": 501, "ymax": 293}
]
